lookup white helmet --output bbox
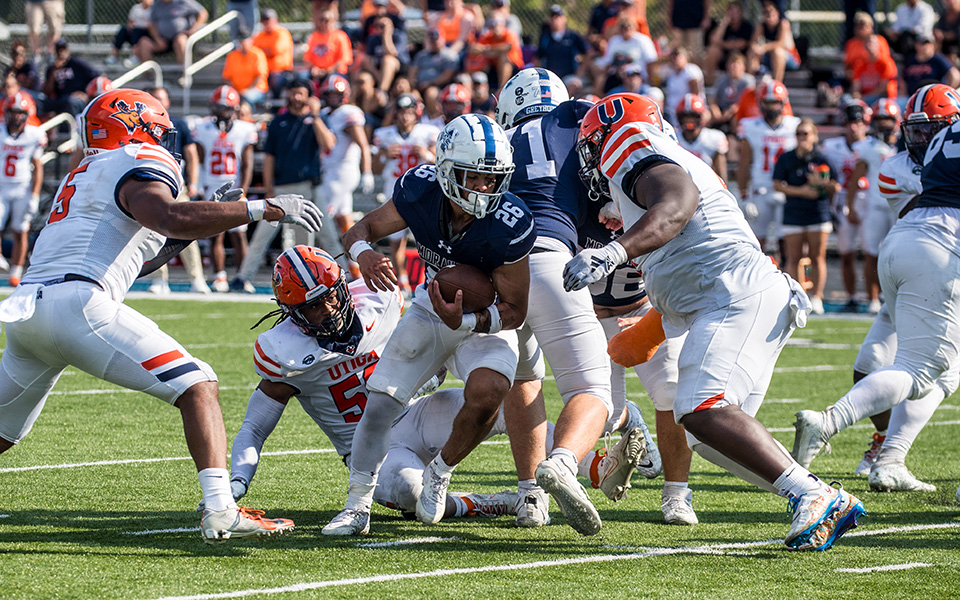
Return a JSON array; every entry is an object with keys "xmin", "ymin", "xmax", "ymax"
[
  {"xmin": 436, "ymin": 114, "xmax": 515, "ymax": 219},
  {"xmin": 495, "ymin": 67, "xmax": 570, "ymax": 129}
]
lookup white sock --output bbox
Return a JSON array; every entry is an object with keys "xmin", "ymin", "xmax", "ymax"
[
  {"xmin": 198, "ymin": 467, "xmax": 237, "ymax": 513},
  {"xmin": 517, "ymin": 478, "xmax": 539, "ymax": 496},
  {"xmin": 345, "ymin": 469, "xmax": 377, "ymax": 510},
  {"xmin": 548, "ymin": 447, "xmax": 579, "ymax": 475},
  {"xmin": 9, "ymin": 265, "xmax": 23, "ymax": 279},
  {"xmin": 577, "ymin": 450, "xmax": 599, "ymax": 481},
  {"xmin": 433, "ymin": 454, "xmax": 456, "ymax": 475},
  {"xmin": 773, "ymin": 463, "xmax": 827, "ymax": 499},
  {"xmin": 451, "ymin": 495, "xmax": 469, "ymax": 517},
  {"xmin": 215, "ymin": 270, "xmax": 227, "ymax": 280},
  {"xmin": 662, "ymin": 480, "xmax": 689, "ymax": 498}
]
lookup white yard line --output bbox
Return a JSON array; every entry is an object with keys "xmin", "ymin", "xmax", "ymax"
[
  {"xmin": 835, "ymin": 562, "xmax": 932, "ymax": 574},
  {"xmin": 125, "ymin": 527, "xmax": 201, "ymax": 536},
  {"xmin": 357, "ymin": 537, "xmax": 457, "ymax": 548},
  {"xmin": 137, "ymin": 522, "xmax": 960, "ymax": 600}
]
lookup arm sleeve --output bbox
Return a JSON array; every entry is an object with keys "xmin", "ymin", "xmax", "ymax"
[{"xmin": 230, "ymin": 388, "xmax": 287, "ymax": 488}]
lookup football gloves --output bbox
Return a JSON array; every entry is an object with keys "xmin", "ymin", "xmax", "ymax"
[
  {"xmin": 208, "ymin": 181, "xmax": 245, "ymax": 203},
  {"xmin": 563, "ymin": 241, "xmax": 629, "ymax": 291},
  {"xmin": 266, "ymin": 194, "xmax": 324, "ymax": 232},
  {"xmin": 360, "ymin": 172, "xmax": 376, "ymax": 195}
]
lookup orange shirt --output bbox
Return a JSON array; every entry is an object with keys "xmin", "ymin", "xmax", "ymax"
[
  {"xmin": 305, "ymin": 29, "xmax": 353, "ymax": 73},
  {"xmin": 253, "ymin": 26, "xmax": 294, "ymax": 73},
  {"xmin": 844, "ymin": 35, "xmax": 892, "ymax": 72},
  {"xmin": 475, "ymin": 29, "xmax": 523, "ymax": 68},
  {"xmin": 438, "ymin": 8, "xmax": 467, "ymax": 46},
  {"xmin": 852, "ymin": 55, "xmax": 898, "ymax": 98},
  {"xmin": 735, "ymin": 88, "xmax": 794, "ymax": 122},
  {"xmin": 222, "ymin": 46, "xmax": 269, "ymax": 93}
]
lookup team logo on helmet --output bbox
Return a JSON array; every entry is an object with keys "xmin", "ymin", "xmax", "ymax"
[
  {"xmin": 109, "ymin": 100, "xmax": 147, "ymax": 134},
  {"xmin": 597, "ymin": 98, "xmax": 625, "ymax": 124}
]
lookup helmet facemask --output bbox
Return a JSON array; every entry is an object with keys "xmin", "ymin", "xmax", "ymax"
[
  {"xmin": 280, "ymin": 276, "xmax": 356, "ymax": 340},
  {"xmin": 5, "ymin": 108, "xmax": 27, "ymax": 133},
  {"xmin": 212, "ymin": 104, "xmax": 236, "ymax": 131},
  {"xmin": 439, "ymin": 161, "xmax": 513, "ymax": 218},
  {"xmin": 577, "ymin": 126, "xmax": 612, "ymax": 202},
  {"xmin": 903, "ymin": 114, "xmax": 959, "ymax": 163},
  {"xmin": 761, "ymin": 100, "xmax": 783, "ymax": 124}
]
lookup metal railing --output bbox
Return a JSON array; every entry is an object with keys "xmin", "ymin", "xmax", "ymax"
[
  {"xmin": 39, "ymin": 113, "xmax": 78, "ymax": 165},
  {"xmin": 181, "ymin": 10, "xmax": 239, "ymax": 114},
  {"xmin": 113, "ymin": 60, "xmax": 163, "ymax": 89}
]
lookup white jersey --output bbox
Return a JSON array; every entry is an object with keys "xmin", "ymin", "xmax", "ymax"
[
  {"xmin": 821, "ymin": 136, "xmax": 862, "ymax": 210},
  {"xmin": 852, "ymin": 135, "xmax": 896, "ymax": 209},
  {"xmin": 252, "ymin": 280, "xmax": 404, "ymax": 456},
  {"xmin": 601, "ymin": 121, "xmax": 782, "ymax": 316},
  {"xmin": 737, "ymin": 115, "xmax": 800, "ymax": 193},
  {"xmin": 878, "ymin": 151, "xmax": 922, "ymax": 217},
  {"xmin": 678, "ymin": 127, "xmax": 728, "ymax": 168},
  {"xmin": 191, "ymin": 118, "xmax": 259, "ymax": 193},
  {"xmin": 321, "ymin": 103, "xmax": 365, "ymax": 176},
  {"xmin": 372, "ymin": 123, "xmax": 440, "ymax": 197},
  {"xmin": 23, "ymin": 144, "xmax": 182, "ymax": 301},
  {"xmin": 0, "ymin": 124, "xmax": 46, "ymax": 187}
]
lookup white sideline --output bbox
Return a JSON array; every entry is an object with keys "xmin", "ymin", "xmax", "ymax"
[
  {"xmin": 137, "ymin": 522, "xmax": 960, "ymax": 600},
  {"xmin": 835, "ymin": 562, "xmax": 932, "ymax": 574}
]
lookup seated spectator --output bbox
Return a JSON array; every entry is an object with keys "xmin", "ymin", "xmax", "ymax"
[
  {"xmin": 704, "ymin": 1, "xmax": 754, "ymax": 85},
  {"xmin": 437, "ymin": 0, "xmax": 477, "ymax": 54},
  {"xmin": 41, "ymin": 39, "xmax": 99, "ymax": 116},
  {"xmin": 849, "ymin": 34, "xmax": 898, "ymax": 104},
  {"xmin": 666, "ymin": 0, "xmax": 710, "ymax": 67},
  {"xmin": 708, "ymin": 51, "xmax": 754, "ymax": 134},
  {"xmin": 469, "ymin": 71, "xmax": 495, "ymax": 117},
  {"xmin": 223, "ymin": 29, "xmax": 269, "ymax": 106},
  {"xmin": 8, "ymin": 42, "xmax": 41, "ymax": 92},
  {"xmin": 409, "ymin": 29, "xmax": 459, "ymax": 102},
  {"xmin": 468, "ymin": 16, "xmax": 523, "ymax": 89},
  {"xmin": 749, "ymin": 0, "xmax": 800, "ymax": 83},
  {"xmin": 935, "ymin": 0, "xmax": 960, "ymax": 64},
  {"xmin": 844, "ymin": 0, "xmax": 876, "ymax": 43},
  {"xmin": 108, "ymin": 0, "xmax": 154, "ymax": 67},
  {"xmin": 902, "ymin": 33, "xmax": 960, "ymax": 96},
  {"xmin": 536, "ymin": 5, "xmax": 587, "ymax": 80},
  {"xmin": 253, "ymin": 8, "xmax": 294, "ymax": 99},
  {"xmin": 600, "ymin": 0, "xmax": 651, "ymax": 39},
  {"xmin": 360, "ymin": 0, "xmax": 409, "ymax": 93},
  {"xmin": 136, "ymin": 0, "xmax": 208, "ymax": 65},
  {"xmin": 606, "ymin": 62, "xmax": 653, "ymax": 95},
  {"xmin": 490, "ymin": 0, "xmax": 522, "ymax": 40},
  {"xmin": 661, "ymin": 46, "xmax": 704, "ymax": 126},
  {"xmin": 589, "ymin": 15, "xmax": 657, "ymax": 94},
  {"xmin": 26, "ymin": 0, "xmax": 65, "ymax": 62},
  {"xmin": 886, "ymin": 0, "xmax": 937, "ymax": 57},
  {"xmin": 844, "ymin": 12, "xmax": 892, "ymax": 76},
  {"xmin": 305, "ymin": 10, "xmax": 353, "ymax": 82},
  {"xmin": 353, "ymin": 71, "xmax": 389, "ymax": 138}
]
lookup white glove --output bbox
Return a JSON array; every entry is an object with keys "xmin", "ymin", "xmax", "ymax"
[
  {"xmin": 562, "ymin": 241, "xmax": 629, "ymax": 291},
  {"xmin": 266, "ymin": 194, "xmax": 324, "ymax": 232},
  {"xmin": 742, "ymin": 200, "xmax": 760, "ymax": 222},
  {"xmin": 360, "ymin": 172, "xmax": 376, "ymax": 195},
  {"xmin": 208, "ymin": 181, "xmax": 244, "ymax": 203}
]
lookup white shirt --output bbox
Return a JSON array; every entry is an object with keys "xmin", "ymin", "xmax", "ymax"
[
  {"xmin": 893, "ymin": 1, "xmax": 937, "ymax": 36},
  {"xmin": 852, "ymin": 135, "xmax": 896, "ymax": 209},
  {"xmin": 596, "ymin": 33, "xmax": 659, "ymax": 79},
  {"xmin": 663, "ymin": 66, "xmax": 704, "ymax": 124},
  {"xmin": 878, "ymin": 150, "xmax": 922, "ymax": 216},
  {"xmin": 737, "ymin": 115, "xmax": 800, "ymax": 194},
  {"xmin": 24, "ymin": 144, "xmax": 182, "ymax": 301},
  {"xmin": 678, "ymin": 127, "xmax": 728, "ymax": 168},
  {"xmin": 0, "ymin": 124, "xmax": 46, "ymax": 187},
  {"xmin": 321, "ymin": 103, "xmax": 365, "ymax": 177},
  {"xmin": 372, "ymin": 122, "xmax": 440, "ymax": 197},
  {"xmin": 191, "ymin": 118, "xmax": 259, "ymax": 193}
]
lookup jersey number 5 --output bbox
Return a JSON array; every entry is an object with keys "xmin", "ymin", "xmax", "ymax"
[
  {"xmin": 330, "ymin": 362, "xmax": 377, "ymax": 423},
  {"xmin": 48, "ymin": 163, "xmax": 89, "ymax": 224}
]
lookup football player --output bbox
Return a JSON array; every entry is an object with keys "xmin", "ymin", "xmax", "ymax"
[
  {"xmin": 846, "ymin": 98, "xmax": 899, "ymax": 315},
  {"xmin": 822, "ymin": 100, "xmax": 871, "ymax": 311},
  {"xmin": 793, "ymin": 84, "xmax": 960, "ymax": 494},
  {"xmin": 371, "ymin": 94, "xmax": 440, "ymax": 296},
  {"xmin": 493, "ymin": 67, "xmax": 648, "ymax": 535},
  {"xmin": 736, "ymin": 79, "xmax": 800, "ymax": 252},
  {"xmin": 0, "ymin": 92, "xmax": 46, "ymax": 287},
  {"xmin": 439, "ymin": 83, "xmax": 471, "ymax": 124},
  {"xmin": 85, "ymin": 75, "xmax": 113, "ymax": 98},
  {"xmin": 192, "ymin": 86, "xmax": 259, "ymax": 292},
  {"xmin": 216, "ymin": 246, "xmax": 518, "ymax": 520},
  {"xmin": 323, "ymin": 114, "xmax": 535, "ymax": 536},
  {"xmin": 675, "ymin": 93, "xmax": 729, "ymax": 182},
  {"xmin": 566, "ymin": 93, "xmax": 863, "ymax": 551},
  {"xmin": 0, "ymin": 89, "xmax": 322, "ymax": 543},
  {"xmin": 317, "ymin": 75, "xmax": 375, "ymax": 277}
]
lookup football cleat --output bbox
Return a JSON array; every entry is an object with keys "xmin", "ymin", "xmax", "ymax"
[
  {"xmin": 536, "ymin": 456, "xmax": 601, "ymax": 536},
  {"xmin": 597, "ymin": 427, "xmax": 646, "ymax": 502},
  {"xmin": 787, "ymin": 484, "xmax": 865, "ymax": 551},
  {"xmin": 212, "ymin": 276, "xmax": 230, "ymax": 293},
  {"xmin": 868, "ymin": 462, "xmax": 936, "ymax": 492},
  {"xmin": 662, "ymin": 488, "xmax": 698, "ymax": 525},
  {"xmin": 456, "ymin": 490, "xmax": 519, "ymax": 518},
  {"xmin": 230, "ymin": 278, "xmax": 256, "ymax": 294},
  {"xmin": 791, "ymin": 409, "xmax": 832, "ymax": 468},
  {"xmin": 200, "ymin": 506, "xmax": 293, "ymax": 544},
  {"xmin": 190, "ymin": 278, "xmax": 211, "ymax": 294},
  {"xmin": 622, "ymin": 401, "xmax": 662, "ymax": 479},
  {"xmin": 416, "ymin": 457, "xmax": 451, "ymax": 525},
  {"xmin": 514, "ymin": 487, "xmax": 550, "ymax": 528},
  {"xmin": 854, "ymin": 432, "xmax": 885, "ymax": 476},
  {"xmin": 147, "ymin": 280, "xmax": 170, "ymax": 296},
  {"xmin": 321, "ymin": 507, "xmax": 371, "ymax": 536}
]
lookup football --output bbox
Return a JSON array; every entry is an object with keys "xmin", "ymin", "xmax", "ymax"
[{"xmin": 434, "ymin": 264, "xmax": 497, "ymax": 313}]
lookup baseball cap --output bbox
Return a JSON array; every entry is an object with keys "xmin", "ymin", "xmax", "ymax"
[
  {"xmin": 916, "ymin": 32, "xmax": 934, "ymax": 43},
  {"xmin": 493, "ymin": 0, "xmax": 509, "ymax": 6},
  {"xmin": 260, "ymin": 8, "xmax": 278, "ymax": 21},
  {"xmin": 472, "ymin": 71, "xmax": 488, "ymax": 84},
  {"xmin": 373, "ymin": 0, "xmax": 389, "ymax": 6},
  {"xmin": 54, "ymin": 38, "xmax": 69, "ymax": 50},
  {"xmin": 396, "ymin": 93, "xmax": 419, "ymax": 109},
  {"xmin": 428, "ymin": 29, "xmax": 441, "ymax": 40},
  {"xmin": 287, "ymin": 77, "xmax": 313, "ymax": 94},
  {"xmin": 550, "ymin": 4, "xmax": 565, "ymax": 16},
  {"xmin": 623, "ymin": 63, "xmax": 643, "ymax": 76}
]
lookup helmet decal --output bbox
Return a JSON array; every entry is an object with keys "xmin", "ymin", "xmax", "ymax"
[{"xmin": 109, "ymin": 99, "xmax": 148, "ymax": 135}]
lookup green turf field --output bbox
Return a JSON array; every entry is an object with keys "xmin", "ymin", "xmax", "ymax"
[{"xmin": 1, "ymin": 296, "xmax": 958, "ymax": 599}]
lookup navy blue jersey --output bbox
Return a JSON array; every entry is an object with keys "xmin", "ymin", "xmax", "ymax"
[
  {"xmin": 393, "ymin": 164, "xmax": 536, "ymax": 280},
  {"xmin": 918, "ymin": 120, "xmax": 960, "ymax": 209},
  {"xmin": 507, "ymin": 100, "xmax": 592, "ymax": 252},
  {"xmin": 578, "ymin": 199, "xmax": 646, "ymax": 308}
]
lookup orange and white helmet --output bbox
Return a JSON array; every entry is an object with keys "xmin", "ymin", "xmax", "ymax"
[
  {"xmin": 577, "ymin": 93, "xmax": 665, "ymax": 201},
  {"xmin": 873, "ymin": 97, "xmax": 901, "ymax": 123},
  {"xmin": 440, "ymin": 83, "xmax": 471, "ymax": 122},
  {"xmin": 78, "ymin": 88, "xmax": 177, "ymax": 154},
  {"xmin": 902, "ymin": 83, "xmax": 960, "ymax": 163},
  {"xmin": 2, "ymin": 91, "xmax": 36, "ymax": 131},
  {"xmin": 210, "ymin": 85, "xmax": 241, "ymax": 129},
  {"xmin": 85, "ymin": 76, "xmax": 114, "ymax": 98},
  {"xmin": 675, "ymin": 93, "xmax": 706, "ymax": 132},
  {"xmin": 839, "ymin": 98, "xmax": 872, "ymax": 125},
  {"xmin": 757, "ymin": 79, "xmax": 789, "ymax": 121},
  {"xmin": 319, "ymin": 74, "xmax": 350, "ymax": 107},
  {"xmin": 272, "ymin": 245, "xmax": 357, "ymax": 342}
]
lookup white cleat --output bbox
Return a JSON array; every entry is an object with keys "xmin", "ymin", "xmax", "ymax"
[
  {"xmin": 200, "ymin": 506, "xmax": 294, "ymax": 544},
  {"xmin": 792, "ymin": 409, "xmax": 832, "ymax": 469},
  {"xmin": 190, "ymin": 278, "xmax": 212, "ymax": 294},
  {"xmin": 786, "ymin": 483, "xmax": 864, "ymax": 551},
  {"xmin": 662, "ymin": 488, "xmax": 698, "ymax": 525},
  {"xmin": 321, "ymin": 507, "xmax": 371, "ymax": 536},
  {"xmin": 623, "ymin": 400, "xmax": 662, "ymax": 479},
  {"xmin": 212, "ymin": 276, "xmax": 230, "ymax": 293},
  {"xmin": 456, "ymin": 490, "xmax": 518, "ymax": 518},
  {"xmin": 148, "ymin": 280, "xmax": 170, "ymax": 296},
  {"xmin": 514, "ymin": 487, "xmax": 550, "ymax": 528},
  {"xmin": 854, "ymin": 432, "xmax": 885, "ymax": 476},
  {"xmin": 416, "ymin": 458, "xmax": 451, "ymax": 525},
  {"xmin": 536, "ymin": 456, "xmax": 601, "ymax": 536},
  {"xmin": 868, "ymin": 463, "xmax": 936, "ymax": 492},
  {"xmin": 597, "ymin": 427, "xmax": 645, "ymax": 502}
]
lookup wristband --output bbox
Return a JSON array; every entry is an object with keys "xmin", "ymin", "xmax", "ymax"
[
  {"xmin": 349, "ymin": 240, "xmax": 374, "ymax": 261},
  {"xmin": 458, "ymin": 312, "xmax": 478, "ymax": 332},
  {"xmin": 246, "ymin": 199, "xmax": 266, "ymax": 222},
  {"xmin": 486, "ymin": 304, "xmax": 502, "ymax": 334}
]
